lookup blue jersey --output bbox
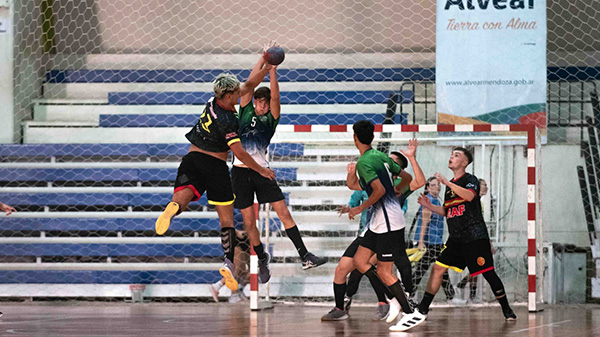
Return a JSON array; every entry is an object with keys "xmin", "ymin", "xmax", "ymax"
[{"xmin": 414, "ymin": 194, "xmax": 444, "ymax": 245}]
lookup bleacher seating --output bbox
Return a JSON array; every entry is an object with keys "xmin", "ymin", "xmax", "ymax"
[{"xmin": 1, "ymin": 64, "xmax": 424, "ymax": 297}]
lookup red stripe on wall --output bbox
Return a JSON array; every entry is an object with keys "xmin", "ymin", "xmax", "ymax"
[
  {"xmin": 294, "ymin": 125, "xmax": 311, "ymax": 132},
  {"xmin": 330, "ymin": 125, "xmax": 347, "ymax": 132}
]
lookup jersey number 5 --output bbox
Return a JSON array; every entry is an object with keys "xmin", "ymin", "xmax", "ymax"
[
  {"xmin": 200, "ymin": 107, "xmax": 213, "ymax": 132},
  {"xmin": 251, "ymin": 116, "xmax": 257, "ymax": 127}
]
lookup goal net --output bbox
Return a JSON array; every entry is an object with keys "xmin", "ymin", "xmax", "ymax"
[
  {"xmin": 256, "ymin": 125, "xmax": 540, "ymax": 308},
  {"xmin": 1, "ymin": 0, "xmax": 598, "ymax": 308}
]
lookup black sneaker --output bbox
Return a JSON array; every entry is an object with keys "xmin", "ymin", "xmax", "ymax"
[
  {"xmin": 302, "ymin": 252, "xmax": 327, "ymax": 270},
  {"xmin": 258, "ymin": 252, "xmax": 272, "ymax": 283},
  {"xmin": 503, "ymin": 307, "xmax": 517, "ymax": 321}
]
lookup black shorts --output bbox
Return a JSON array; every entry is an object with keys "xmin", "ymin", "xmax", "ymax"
[
  {"xmin": 435, "ymin": 238, "xmax": 494, "ymax": 276},
  {"xmin": 231, "ymin": 166, "xmax": 285, "ymax": 209},
  {"xmin": 358, "ymin": 228, "xmax": 406, "ymax": 262},
  {"xmin": 174, "ymin": 152, "xmax": 235, "ymax": 205},
  {"xmin": 342, "ymin": 237, "xmax": 361, "ymax": 258}
]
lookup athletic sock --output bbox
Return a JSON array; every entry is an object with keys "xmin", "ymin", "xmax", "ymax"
[
  {"xmin": 495, "ymin": 288, "xmax": 511, "ymax": 311},
  {"xmin": 334, "ymin": 282, "xmax": 347, "ymax": 310},
  {"xmin": 253, "ymin": 244, "xmax": 267, "ymax": 260},
  {"xmin": 418, "ymin": 292, "xmax": 435, "ymax": 314},
  {"xmin": 221, "ymin": 227, "xmax": 236, "ymax": 262},
  {"xmin": 363, "ymin": 266, "xmax": 393, "ymax": 299},
  {"xmin": 482, "ymin": 270, "xmax": 511, "ymax": 311},
  {"xmin": 346, "ymin": 269, "xmax": 363, "ymax": 298},
  {"xmin": 362, "ymin": 269, "xmax": 388, "ymax": 303},
  {"xmin": 285, "ymin": 225, "xmax": 309, "ymax": 258},
  {"xmin": 388, "ymin": 280, "xmax": 413, "ymax": 313},
  {"xmin": 394, "ymin": 253, "xmax": 414, "ymax": 295}
]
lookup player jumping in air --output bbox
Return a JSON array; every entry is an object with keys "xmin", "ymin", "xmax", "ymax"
[
  {"xmin": 390, "ymin": 147, "xmax": 516, "ymax": 332},
  {"xmin": 155, "ymin": 50, "xmax": 276, "ymax": 292},
  {"xmin": 232, "ymin": 47, "xmax": 326, "ymax": 284}
]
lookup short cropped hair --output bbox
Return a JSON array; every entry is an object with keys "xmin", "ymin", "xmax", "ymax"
[
  {"xmin": 353, "ymin": 120, "xmax": 375, "ymax": 145},
  {"xmin": 390, "ymin": 151, "xmax": 408, "ymax": 170},
  {"xmin": 254, "ymin": 87, "xmax": 271, "ymax": 101},
  {"xmin": 453, "ymin": 146, "xmax": 473, "ymax": 165},
  {"xmin": 213, "ymin": 73, "xmax": 241, "ymax": 99}
]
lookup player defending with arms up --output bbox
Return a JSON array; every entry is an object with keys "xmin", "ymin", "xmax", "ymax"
[
  {"xmin": 390, "ymin": 147, "xmax": 516, "ymax": 332},
  {"xmin": 155, "ymin": 51, "xmax": 276, "ymax": 292},
  {"xmin": 232, "ymin": 48, "xmax": 326, "ymax": 283},
  {"xmin": 348, "ymin": 120, "xmax": 425, "ymax": 324}
]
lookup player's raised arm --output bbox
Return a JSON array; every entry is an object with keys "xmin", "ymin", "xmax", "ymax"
[
  {"xmin": 401, "ymin": 139, "xmax": 426, "ymax": 191},
  {"xmin": 239, "ymin": 62, "xmax": 271, "ymax": 98},
  {"xmin": 269, "ymin": 66, "xmax": 281, "ymax": 119},
  {"xmin": 240, "ymin": 45, "xmax": 272, "ymax": 107}
]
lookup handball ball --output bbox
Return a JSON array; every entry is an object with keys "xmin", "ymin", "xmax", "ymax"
[{"xmin": 265, "ymin": 46, "xmax": 285, "ymax": 65}]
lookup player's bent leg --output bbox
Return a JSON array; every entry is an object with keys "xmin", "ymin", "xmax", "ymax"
[
  {"xmin": 155, "ymin": 188, "xmax": 194, "ymax": 235},
  {"xmin": 271, "ymin": 200, "xmax": 327, "ymax": 269},
  {"xmin": 216, "ymin": 204, "xmax": 238, "ymax": 291}
]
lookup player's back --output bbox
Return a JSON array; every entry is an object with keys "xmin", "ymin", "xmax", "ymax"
[{"xmin": 186, "ymin": 98, "xmax": 240, "ymax": 153}]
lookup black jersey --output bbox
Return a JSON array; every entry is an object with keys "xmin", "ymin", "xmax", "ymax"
[
  {"xmin": 443, "ymin": 173, "xmax": 489, "ymax": 243},
  {"xmin": 185, "ymin": 97, "xmax": 241, "ymax": 153}
]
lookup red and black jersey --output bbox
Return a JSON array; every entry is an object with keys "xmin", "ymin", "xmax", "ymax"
[
  {"xmin": 185, "ymin": 98, "xmax": 241, "ymax": 153},
  {"xmin": 443, "ymin": 173, "xmax": 489, "ymax": 243}
]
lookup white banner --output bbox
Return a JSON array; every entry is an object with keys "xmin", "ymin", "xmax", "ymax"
[{"xmin": 436, "ymin": 0, "xmax": 547, "ymax": 126}]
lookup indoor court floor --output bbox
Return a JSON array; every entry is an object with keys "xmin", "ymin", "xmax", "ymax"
[{"xmin": 0, "ymin": 302, "xmax": 597, "ymax": 336}]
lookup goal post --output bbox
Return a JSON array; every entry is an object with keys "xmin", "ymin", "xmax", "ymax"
[{"xmin": 253, "ymin": 123, "xmax": 542, "ymax": 311}]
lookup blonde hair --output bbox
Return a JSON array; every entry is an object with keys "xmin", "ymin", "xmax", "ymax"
[{"xmin": 213, "ymin": 73, "xmax": 240, "ymax": 99}]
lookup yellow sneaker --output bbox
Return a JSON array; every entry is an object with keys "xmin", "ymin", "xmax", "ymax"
[
  {"xmin": 155, "ymin": 201, "xmax": 180, "ymax": 235},
  {"xmin": 219, "ymin": 258, "xmax": 239, "ymax": 291}
]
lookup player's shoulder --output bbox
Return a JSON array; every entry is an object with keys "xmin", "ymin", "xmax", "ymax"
[{"xmin": 463, "ymin": 172, "xmax": 479, "ymax": 184}]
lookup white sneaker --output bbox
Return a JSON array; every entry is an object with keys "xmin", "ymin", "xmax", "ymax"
[
  {"xmin": 385, "ymin": 297, "xmax": 401, "ymax": 323},
  {"xmin": 209, "ymin": 281, "xmax": 222, "ymax": 302},
  {"xmin": 228, "ymin": 292, "xmax": 245, "ymax": 304},
  {"xmin": 389, "ymin": 308, "xmax": 427, "ymax": 332}
]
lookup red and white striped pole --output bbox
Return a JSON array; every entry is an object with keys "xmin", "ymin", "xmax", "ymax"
[
  {"xmin": 250, "ymin": 202, "xmax": 260, "ymax": 310},
  {"xmin": 525, "ymin": 126, "xmax": 539, "ymax": 312}
]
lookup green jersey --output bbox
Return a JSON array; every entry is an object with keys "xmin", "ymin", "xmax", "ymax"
[
  {"xmin": 356, "ymin": 148, "xmax": 406, "ymax": 233},
  {"xmin": 233, "ymin": 103, "xmax": 280, "ymax": 167}
]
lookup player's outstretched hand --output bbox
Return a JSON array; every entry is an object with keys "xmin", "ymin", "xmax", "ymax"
[
  {"xmin": 262, "ymin": 40, "xmax": 278, "ymax": 59},
  {"xmin": 433, "ymin": 172, "xmax": 450, "ymax": 185},
  {"xmin": 260, "ymin": 167, "xmax": 277, "ymax": 180},
  {"xmin": 337, "ymin": 205, "xmax": 350, "ymax": 216},
  {"xmin": 0, "ymin": 202, "xmax": 16, "ymax": 216},
  {"xmin": 400, "ymin": 138, "xmax": 418, "ymax": 158},
  {"xmin": 417, "ymin": 193, "xmax": 432, "ymax": 208},
  {"xmin": 348, "ymin": 207, "xmax": 361, "ymax": 220},
  {"xmin": 347, "ymin": 163, "xmax": 356, "ymax": 174}
]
